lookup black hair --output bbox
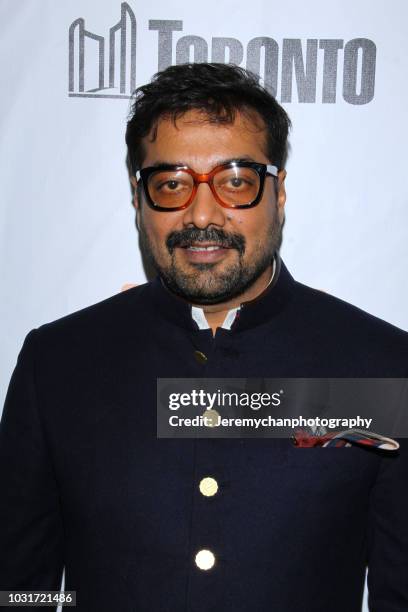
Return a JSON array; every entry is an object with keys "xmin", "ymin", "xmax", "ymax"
[{"xmin": 126, "ymin": 62, "xmax": 291, "ymax": 173}]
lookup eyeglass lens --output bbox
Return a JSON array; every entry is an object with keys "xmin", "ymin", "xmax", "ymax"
[{"xmin": 147, "ymin": 166, "xmax": 261, "ymax": 208}]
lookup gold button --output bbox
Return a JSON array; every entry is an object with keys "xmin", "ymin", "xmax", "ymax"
[
  {"xmin": 194, "ymin": 350, "xmax": 208, "ymax": 364},
  {"xmin": 203, "ymin": 409, "xmax": 220, "ymax": 427},
  {"xmin": 199, "ymin": 477, "xmax": 219, "ymax": 497},
  {"xmin": 195, "ymin": 549, "xmax": 216, "ymax": 570}
]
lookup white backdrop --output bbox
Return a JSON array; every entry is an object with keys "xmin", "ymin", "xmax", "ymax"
[{"xmin": 1, "ymin": 2, "xmax": 407, "ymax": 608}]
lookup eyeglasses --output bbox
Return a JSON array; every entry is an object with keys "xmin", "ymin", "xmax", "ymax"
[{"xmin": 135, "ymin": 161, "xmax": 278, "ymax": 211}]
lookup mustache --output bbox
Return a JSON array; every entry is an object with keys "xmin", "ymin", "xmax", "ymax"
[{"xmin": 166, "ymin": 228, "xmax": 246, "ymax": 255}]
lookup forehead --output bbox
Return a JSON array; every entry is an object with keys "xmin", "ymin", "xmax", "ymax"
[{"xmin": 141, "ymin": 109, "xmax": 269, "ymax": 170}]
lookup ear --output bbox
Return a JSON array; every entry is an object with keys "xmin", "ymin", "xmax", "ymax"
[
  {"xmin": 276, "ymin": 169, "xmax": 287, "ymax": 224},
  {"xmin": 130, "ymin": 176, "xmax": 142, "ymax": 231},
  {"xmin": 130, "ymin": 176, "xmax": 139, "ymax": 210}
]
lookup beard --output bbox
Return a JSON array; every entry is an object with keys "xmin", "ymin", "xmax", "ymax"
[{"xmin": 138, "ymin": 209, "xmax": 283, "ymax": 305}]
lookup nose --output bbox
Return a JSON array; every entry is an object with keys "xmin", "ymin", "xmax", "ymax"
[{"xmin": 182, "ymin": 182, "xmax": 226, "ymax": 229}]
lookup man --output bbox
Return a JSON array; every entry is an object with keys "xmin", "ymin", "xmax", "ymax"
[{"xmin": 0, "ymin": 63, "xmax": 407, "ymax": 611}]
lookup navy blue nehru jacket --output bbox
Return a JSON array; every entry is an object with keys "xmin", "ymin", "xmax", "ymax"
[{"xmin": 0, "ymin": 255, "xmax": 408, "ymax": 612}]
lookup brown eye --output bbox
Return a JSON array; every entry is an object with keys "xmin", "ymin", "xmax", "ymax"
[{"xmin": 163, "ymin": 180, "xmax": 180, "ymax": 191}]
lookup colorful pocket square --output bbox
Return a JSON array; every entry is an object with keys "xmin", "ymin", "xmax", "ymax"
[{"xmin": 292, "ymin": 428, "xmax": 399, "ymax": 450}]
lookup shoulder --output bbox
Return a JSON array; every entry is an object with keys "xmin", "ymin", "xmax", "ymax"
[
  {"xmin": 290, "ymin": 280, "xmax": 408, "ymax": 369},
  {"xmin": 294, "ymin": 280, "xmax": 406, "ymax": 334},
  {"xmin": 33, "ymin": 282, "xmax": 154, "ymax": 348}
]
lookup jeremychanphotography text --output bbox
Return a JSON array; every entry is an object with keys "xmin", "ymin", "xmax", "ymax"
[{"xmin": 168, "ymin": 415, "xmax": 373, "ymax": 430}]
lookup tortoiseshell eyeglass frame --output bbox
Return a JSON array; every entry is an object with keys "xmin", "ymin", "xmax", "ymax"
[{"xmin": 134, "ymin": 160, "xmax": 279, "ymax": 212}]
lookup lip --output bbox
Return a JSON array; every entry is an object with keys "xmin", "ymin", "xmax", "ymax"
[
  {"xmin": 177, "ymin": 244, "xmax": 231, "ymax": 264},
  {"xmin": 187, "ymin": 242, "xmax": 228, "ymax": 248}
]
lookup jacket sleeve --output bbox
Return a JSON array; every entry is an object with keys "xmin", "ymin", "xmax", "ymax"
[
  {"xmin": 0, "ymin": 329, "xmax": 64, "ymax": 599},
  {"xmin": 367, "ymin": 439, "xmax": 408, "ymax": 611}
]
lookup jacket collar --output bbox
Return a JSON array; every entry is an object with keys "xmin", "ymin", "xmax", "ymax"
[{"xmin": 148, "ymin": 252, "xmax": 296, "ymax": 333}]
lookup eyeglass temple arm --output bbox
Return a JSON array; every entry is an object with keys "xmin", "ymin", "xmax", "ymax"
[{"xmin": 266, "ymin": 165, "xmax": 278, "ymax": 177}]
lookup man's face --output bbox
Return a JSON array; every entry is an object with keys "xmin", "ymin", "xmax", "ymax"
[{"xmin": 132, "ymin": 109, "xmax": 286, "ymax": 305}]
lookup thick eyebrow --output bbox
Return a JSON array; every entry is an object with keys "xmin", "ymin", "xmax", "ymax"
[{"xmin": 149, "ymin": 156, "xmax": 257, "ymax": 169}]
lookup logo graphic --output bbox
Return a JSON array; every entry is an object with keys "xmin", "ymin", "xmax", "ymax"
[
  {"xmin": 68, "ymin": 4, "xmax": 377, "ymax": 104},
  {"xmin": 69, "ymin": 2, "xmax": 136, "ymax": 98}
]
